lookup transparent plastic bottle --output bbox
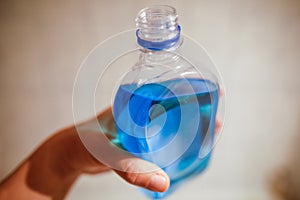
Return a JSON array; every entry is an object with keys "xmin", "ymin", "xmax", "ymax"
[{"xmin": 113, "ymin": 5, "xmax": 220, "ymax": 199}]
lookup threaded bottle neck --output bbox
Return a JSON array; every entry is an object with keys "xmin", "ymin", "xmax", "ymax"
[{"xmin": 135, "ymin": 5, "xmax": 181, "ymax": 51}]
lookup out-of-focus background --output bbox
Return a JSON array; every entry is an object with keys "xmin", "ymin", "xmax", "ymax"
[{"xmin": 1, "ymin": 0, "xmax": 300, "ymax": 199}]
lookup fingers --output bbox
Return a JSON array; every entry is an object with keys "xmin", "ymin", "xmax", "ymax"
[
  {"xmin": 97, "ymin": 107, "xmax": 117, "ymax": 136},
  {"xmin": 76, "ymin": 117, "xmax": 170, "ymax": 192},
  {"xmin": 219, "ymin": 88, "xmax": 224, "ymax": 97},
  {"xmin": 215, "ymin": 118, "xmax": 222, "ymax": 134},
  {"xmin": 114, "ymin": 158, "xmax": 170, "ymax": 192},
  {"xmin": 215, "ymin": 88, "xmax": 224, "ymax": 134}
]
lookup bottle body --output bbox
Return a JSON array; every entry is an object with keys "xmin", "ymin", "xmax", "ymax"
[{"xmin": 113, "ymin": 50, "xmax": 219, "ymax": 198}]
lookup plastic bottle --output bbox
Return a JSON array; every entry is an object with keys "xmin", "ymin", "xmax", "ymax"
[{"xmin": 113, "ymin": 5, "xmax": 220, "ymax": 199}]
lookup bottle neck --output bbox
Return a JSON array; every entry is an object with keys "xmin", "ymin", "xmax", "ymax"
[
  {"xmin": 139, "ymin": 50, "xmax": 180, "ymax": 66},
  {"xmin": 135, "ymin": 5, "xmax": 181, "ymax": 51}
]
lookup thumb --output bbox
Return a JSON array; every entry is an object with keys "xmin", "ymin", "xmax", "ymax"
[
  {"xmin": 76, "ymin": 117, "xmax": 170, "ymax": 192},
  {"xmin": 114, "ymin": 157, "xmax": 170, "ymax": 192}
]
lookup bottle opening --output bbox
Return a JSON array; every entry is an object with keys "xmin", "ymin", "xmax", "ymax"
[{"xmin": 136, "ymin": 5, "xmax": 181, "ymax": 51}]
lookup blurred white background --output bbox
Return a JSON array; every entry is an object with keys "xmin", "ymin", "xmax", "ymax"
[{"xmin": 1, "ymin": 0, "xmax": 300, "ymax": 199}]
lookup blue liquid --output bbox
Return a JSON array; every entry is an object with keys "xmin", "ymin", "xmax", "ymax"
[{"xmin": 113, "ymin": 78, "xmax": 219, "ymax": 199}]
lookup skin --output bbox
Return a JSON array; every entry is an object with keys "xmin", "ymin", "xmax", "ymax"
[
  {"xmin": 0, "ymin": 99, "xmax": 222, "ymax": 200},
  {"xmin": 0, "ymin": 108, "xmax": 170, "ymax": 200}
]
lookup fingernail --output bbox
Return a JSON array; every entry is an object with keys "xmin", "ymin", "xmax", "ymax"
[{"xmin": 148, "ymin": 174, "xmax": 167, "ymax": 192}]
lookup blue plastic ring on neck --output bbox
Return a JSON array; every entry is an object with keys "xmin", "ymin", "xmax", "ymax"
[{"xmin": 136, "ymin": 25, "xmax": 181, "ymax": 51}]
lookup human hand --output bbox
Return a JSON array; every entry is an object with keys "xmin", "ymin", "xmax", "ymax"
[
  {"xmin": 0, "ymin": 107, "xmax": 169, "ymax": 200},
  {"xmin": 63, "ymin": 107, "xmax": 170, "ymax": 192}
]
